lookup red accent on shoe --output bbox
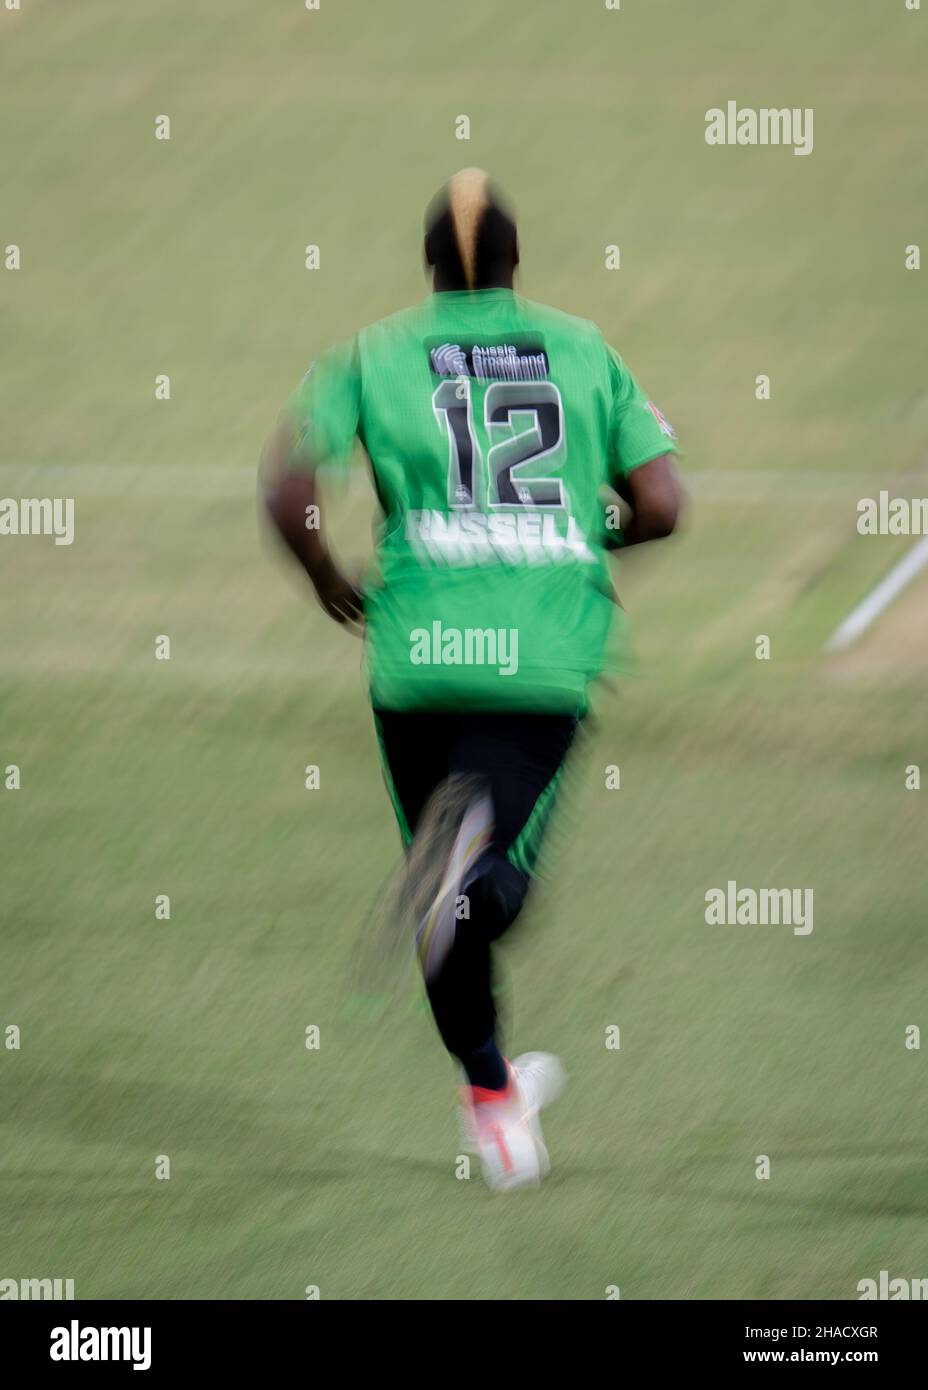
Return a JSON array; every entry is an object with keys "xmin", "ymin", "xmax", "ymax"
[
  {"xmin": 470, "ymin": 1080, "xmax": 511, "ymax": 1106},
  {"xmin": 488, "ymin": 1121, "xmax": 513, "ymax": 1172}
]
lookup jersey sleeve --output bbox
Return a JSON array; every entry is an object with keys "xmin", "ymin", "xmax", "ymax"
[
  {"xmin": 605, "ymin": 344, "xmax": 677, "ymax": 480},
  {"xmin": 284, "ymin": 337, "xmax": 361, "ymax": 471}
]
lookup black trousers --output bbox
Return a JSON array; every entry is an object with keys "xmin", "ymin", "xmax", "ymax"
[{"xmin": 373, "ymin": 710, "xmax": 578, "ymax": 1066}]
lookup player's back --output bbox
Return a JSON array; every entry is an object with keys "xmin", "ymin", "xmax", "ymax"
[
  {"xmin": 357, "ymin": 290, "xmax": 612, "ymax": 531},
  {"xmin": 293, "ymin": 288, "xmax": 675, "ymax": 714}
]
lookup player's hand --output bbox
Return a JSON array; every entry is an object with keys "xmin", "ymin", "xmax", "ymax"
[{"xmin": 310, "ymin": 555, "xmax": 364, "ymax": 631}]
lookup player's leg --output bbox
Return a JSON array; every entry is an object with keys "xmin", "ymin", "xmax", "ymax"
[
  {"xmin": 373, "ymin": 711, "xmax": 495, "ymax": 1021},
  {"xmin": 422, "ymin": 714, "xmax": 576, "ymax": 1074},
  {"xmin": 380, "ymin": 712, "xmax": 577, "ymax": 1087},
  {"xmin": 373, "ymin": 707, "xmax": 577, "ymax": 1189},
  {"xmin": 441, "ymin": 712, "xmax": 577, "ymax": 1189},
  {"xmin": 453, "ymin": 711, "xmax": 579, "ymax": 916},
  {"xmin": 371, "ymin": 708, "xmax": 451, "ymax": 850},
  {"xmin": 352, "ymin": 708, "xmax": 456, "ymax": 990}
]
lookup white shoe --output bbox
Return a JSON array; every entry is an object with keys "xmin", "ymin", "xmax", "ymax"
[{"xmin": 459, "ymin": 1053, "xmax": 566, "ymax": 1192}]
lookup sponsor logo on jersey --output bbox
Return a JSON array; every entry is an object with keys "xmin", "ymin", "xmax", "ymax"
[{"xmin": 426, "ymin": 338, "xmax": 549, "ymax": 383}]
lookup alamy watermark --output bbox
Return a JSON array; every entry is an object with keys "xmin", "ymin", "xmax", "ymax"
[
  {"xmin": 858, "ymin": 1270, "xmax": 927, "ymax": 1300},
  {"xmin": 0, "ymin": 1276, "xmax": 75, "ymax": 1299},
  {"xmin": 705, "ymin": 880, "xmax": 813, "ymax": 936},
  {"xmin": 857, "ymin": 492, "xmax": 928, "ymax": 535},
  {"xmin": 705, "ymin": 102, "xmax": 813, "ymax": 157},
  {"xmin": 409, "ymin": 621, "xmax": 519, "ymax": 677},
  {"xmin": 0, "ymin": 497, "xmax": 75, "ymax": 545},
  {"xmin": 50, "ymin": 1320, "xmax": 151, "ymax": 1371}
]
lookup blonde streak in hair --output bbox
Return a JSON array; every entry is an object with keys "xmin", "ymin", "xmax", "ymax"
[{"xmin": 449, "ymin": 168, "xmax": 489, "ymax": 289}]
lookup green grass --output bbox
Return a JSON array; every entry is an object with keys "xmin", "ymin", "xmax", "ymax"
[{"xmin": 1, "ymin": 0, "xmax": 926, "ymax": 1299}]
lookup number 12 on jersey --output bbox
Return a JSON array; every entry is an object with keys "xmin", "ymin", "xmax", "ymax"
[{"xmin": 432, "ymin": 379, "xmax": 568, "ymax": 511}]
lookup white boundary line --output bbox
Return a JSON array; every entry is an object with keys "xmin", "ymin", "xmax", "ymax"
[
  {"xmin": 3, "ymin": 464, "xmax": 928, "ymax": 656},
  {"xmin": 0, "ymin": 465, "xmax": 923, "ymax": 502},
  {"xmin": 824, "ymin": 537, "xmax": 928, "ymax": 652}
]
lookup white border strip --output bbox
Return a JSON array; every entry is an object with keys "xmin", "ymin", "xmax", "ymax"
[
  {"xmin": 825, "ymin": 537, "xmax": 928, "ymax": 652},
  {"xmin": 0, "ymin": 465, "xmax": 923, "ymax": 502}
]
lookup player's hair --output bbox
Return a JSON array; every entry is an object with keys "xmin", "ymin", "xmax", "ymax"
[{"xmin": 424, "ymin": 168, "xmax": 518, "ymax": 290}]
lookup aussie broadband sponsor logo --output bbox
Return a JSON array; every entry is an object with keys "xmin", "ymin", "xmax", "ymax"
[
  {"xmin": 858, "ymin": 1271, "xmax": 928, "ymax": 1300},
  {"xmin": 50, "ymin": 1320, "xmax": 151, "ymax": 1371},
  {"xmin": 427, "ymin": 340, "xmax": 549, "ymax": 382},
  {"xmin": 0, "ymin": 1276, "xmax": 74, "ymax": 1300},
  {"xmin": 704, "ymin": 880, "xmax": 813, "ymax": 935},
  {"xmin": 406, "ymin": 509, "xmax": 595, "ymax": 565},
  {"xmin": 0, "ymin": 496, "xmax": 74, "ymax": 545},
  {"xmin": 705, "ymin": 101, "xmax": 813, "ymax": 156},
  {"xmin": 409, "ymin": 621, "xmax": 519, "ymax": 677}
]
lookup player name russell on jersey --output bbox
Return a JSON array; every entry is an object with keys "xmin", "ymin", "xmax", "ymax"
[
  {"xmin": 427, "ymin": 339, "xmax": 549, "ymax": 382},
  {"xmin": 406, "ymin": 508, "xmax": 596, "ymax": 566}
]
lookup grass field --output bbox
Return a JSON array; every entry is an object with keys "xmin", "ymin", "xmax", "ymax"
[{"xmin": 1, "ymin": 0, "xmax": 926, "ymax": 1300}]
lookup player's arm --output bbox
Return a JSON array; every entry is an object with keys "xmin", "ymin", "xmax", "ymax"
[
  {"xmin": 262, "ymin": 419, "xmax": 363, "ymax": 627},
  {"xmin": 604, "ymin": 343, "xmax": 683, "ymax": 549},
  {"xmin": 617, "ymin": 452, "xmax": 683, "ymax": 548},
  {"xmin": 262, "ymin": 339, "xmax": 364, "ymax": 628}
]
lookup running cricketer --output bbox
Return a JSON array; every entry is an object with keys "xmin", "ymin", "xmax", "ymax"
[{"xmin": 263, "ymin": 170, "xmax": 682, "ymax": 1191}]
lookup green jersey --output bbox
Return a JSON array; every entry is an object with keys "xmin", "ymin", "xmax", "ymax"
[{"xmin": 286, "ymin": 289, "xmax": 677, "ymax": 714}]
